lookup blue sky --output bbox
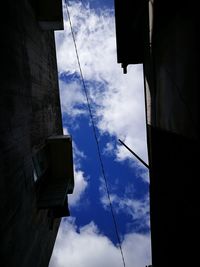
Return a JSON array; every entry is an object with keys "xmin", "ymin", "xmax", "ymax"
[{"xmin": 49, "ymin": 1, "xmax": 151, "ymax": 266}]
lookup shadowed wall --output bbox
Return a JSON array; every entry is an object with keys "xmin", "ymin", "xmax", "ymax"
[{"xmin": 0, "ymin": 1, "xmax": 63, "ymax": 266}]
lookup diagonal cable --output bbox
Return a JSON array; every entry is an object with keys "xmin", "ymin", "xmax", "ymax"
[{"xmin": 64, "ymin": 1, "xmax": 126, "ymax": 266}]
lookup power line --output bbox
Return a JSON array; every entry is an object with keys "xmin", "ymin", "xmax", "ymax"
[
  {"xmin": 64, "ymin": 1, "xmax": 126, "ymax": 266},
  {"xmin": 119, "ymin": 139, "xmax": 149, "ymax": 169}
]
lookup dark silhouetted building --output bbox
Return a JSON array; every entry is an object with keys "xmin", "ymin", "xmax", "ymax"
[
  {"xmin": 114, "ymin": 0, "xmax": 199, "ymax": 266},
  {"xmin": 0, "ymin": 1, "xmax": 74, "ymax": 266}
]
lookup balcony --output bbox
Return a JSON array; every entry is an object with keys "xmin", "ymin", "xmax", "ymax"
[
  {"xmin": 32, "ymin": 135, "xmax": 74, "ymax": 218},
  {"xmin": 35, "ymin": 0, "xmax": 64, "ymax": 30},
  {"xmin": 114, "ymin": 0, "xmax": 149, "ymax": 73}
]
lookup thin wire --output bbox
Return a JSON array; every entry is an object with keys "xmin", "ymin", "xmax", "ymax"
[
  {"xmin": 65, "ymin": 1, "xmax": 126, "ymax": 266},
  {"xmin": 119, "ymin": 139, "xmax": 149, "ymax": 169}
]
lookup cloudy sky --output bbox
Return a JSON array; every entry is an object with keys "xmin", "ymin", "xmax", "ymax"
[{"xmin": 49, "ymin": 1, "xmax": 151, "ymax": 266}]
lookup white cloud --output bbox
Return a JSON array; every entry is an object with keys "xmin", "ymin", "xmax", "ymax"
[
  {"xmin": 99, "ymin": 178, "xmax": 150, "ymax": 229},
  {"xmin": 51, "ymin": 4, "xmax": 151, "ymax": 266},
  {"xmin": 102, "ymin": 141, "xmax": 116, "ymax": 156},
  {"xmin": 114, "ymin": 195, "xmax": 150, "ymax": 229},
  {"xmin": 139, "ymin": 170, "xmax": 150, "ymax": 184},
  {"xmin": 49, "ymin": 218, "xmax": 151, "ymax": 267},
  {"xmin": 63, "ymin": 126, "xmax": 69, "ymax": 135},
  {"xmin": 69, "ymin": 144, "xmax": 88, "ymax": 207},
  {"xmin": 95, "ymin": 66, "xmax": 148, "ymax": 164},
  {"xmin": 69, "ymin": 168, "xmax": 88, "ymax": 207},
  {"xmin": 59, "ymin": 79, "xmax": 86, "ymax": 117},
  {"xmin": 55, "ymin": 1, "xmax": 148, "ymax": 165},
  {"xmin": 72, "ymin": 141, "xmax": 87, "ymax": 169},
  {"xmin": 123, "ymin": 232, "xmax": 152, "ymax": 267},
  {"xmin": 62, "ymin": 126, "xmax": 88, "ymax": 207},
  {"xmin": 56, "ymin": 1, "xmax": 116, "ymax": 81}
]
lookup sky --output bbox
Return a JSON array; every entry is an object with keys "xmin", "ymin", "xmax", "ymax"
[{"xmin": 49, "ymin": 1, "xmax": 151, "ymax": 266}]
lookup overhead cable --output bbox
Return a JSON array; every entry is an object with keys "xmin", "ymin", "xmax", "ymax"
[
  {"xmin": 64, "ymin": 1, "xmax": 126, "ymax": 266},
  {"xmin": 119, "ymin": 139, "xmax": 149, "ymax": 169}
]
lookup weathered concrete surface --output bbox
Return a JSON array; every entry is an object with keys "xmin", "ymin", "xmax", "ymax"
[
  {"xmin": 145, "ymin": 2, "xmax": 199, "ymax": 266},
  {"xmin": 0, "ymin": 1, "xmax": 63, "ymax": 266},
  {"xmin": 149, "ymin": 2, "xmax": 198, "ymax": 140}
]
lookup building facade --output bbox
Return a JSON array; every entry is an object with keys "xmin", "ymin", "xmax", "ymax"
[
  {"xmin": 114, "ymin": 0, "xmax": 199, "ymax": 266},
  {"xmin": 0, "ymin": 1, "xmax": 73, "ymax": 266}
]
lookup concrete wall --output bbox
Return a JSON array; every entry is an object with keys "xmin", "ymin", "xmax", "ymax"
[
  {"xmin": 150, "ymin": 2, "xmax": 198, "ymax": 140},
  {"xmin": 0, "ymin": 1, "xmax": 63, "ymax": 266},
  {"xmin": 145, "ymin": 2, "xmax": 199, "ymax": 266}
]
